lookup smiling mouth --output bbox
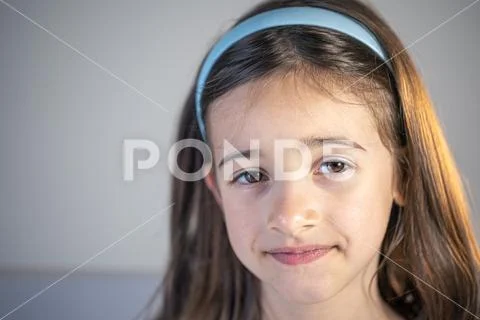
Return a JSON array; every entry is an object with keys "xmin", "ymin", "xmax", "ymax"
[{"xmin": 266, "ymin": 245, "xmax": 336, "ymax": 266}]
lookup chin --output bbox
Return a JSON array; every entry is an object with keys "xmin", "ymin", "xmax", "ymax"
[{"xmin": 265, "ymin": 273, "xmax": 343, "ymax": 304}]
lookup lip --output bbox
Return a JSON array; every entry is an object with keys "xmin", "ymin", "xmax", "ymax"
[{"xmin": 266, "ymin": 245, "xmax": 334, "ymax": 266}]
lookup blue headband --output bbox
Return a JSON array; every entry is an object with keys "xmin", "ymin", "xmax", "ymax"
[{"xmin": 195, "ymin": 6, "xmax": 392, "ymax": 141}]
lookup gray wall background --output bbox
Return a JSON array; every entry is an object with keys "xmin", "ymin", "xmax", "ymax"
[{"xmin": 0, "ymin": 0, "xmax": 479, "ymax": 319}]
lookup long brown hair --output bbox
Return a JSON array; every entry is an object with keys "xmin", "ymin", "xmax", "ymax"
[{"xmin": 143, "ymin": 1, "xmax": 480, "ymax": 319}]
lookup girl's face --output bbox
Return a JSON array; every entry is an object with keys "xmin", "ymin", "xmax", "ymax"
[{"xmin": 205, "ymin": 73, "xmax": 403, "ymax": 304}]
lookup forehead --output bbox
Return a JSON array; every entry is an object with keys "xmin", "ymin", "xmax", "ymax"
[{"xmin": 206, "ymin": 73, "xmax": 379, "ymax": 151}]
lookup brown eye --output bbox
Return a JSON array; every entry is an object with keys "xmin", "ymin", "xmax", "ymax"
[
  {"xmin": 325, "ymin": 161, "xmax": 346, "ymax": 173},
  {"xmin": 314, "ymin": 159, "xmax": 356, "ymax": 177},
  {"xmin": 233, "ymin": 170, "xmax": 267, "ymax": 185}
]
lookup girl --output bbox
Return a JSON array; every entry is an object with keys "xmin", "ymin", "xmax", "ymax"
[{"xmin": 143, "ymin": 0, "xmax": 480, "ymax": 319}]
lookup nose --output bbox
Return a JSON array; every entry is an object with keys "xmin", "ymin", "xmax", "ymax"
[{"xmin": 267, "ymin": 180, "xmax": 322, "ymax": 237}]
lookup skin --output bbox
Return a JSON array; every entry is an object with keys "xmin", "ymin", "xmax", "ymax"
[{"xmin": 204, "ymin": 72, "xmax": 405, "ymax": 320}]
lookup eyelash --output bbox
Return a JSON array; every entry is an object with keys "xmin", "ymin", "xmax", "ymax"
[
  {"xmin": 230, "ymin": 169, "xmax": 269, "ymax": 186},
  {"xmin": 313, "ymin": 158, "xmax": 356, "ymax": 177},
  {"xmin": 229, "ymin": 158, "xmax": 356, "ymax": 186}
]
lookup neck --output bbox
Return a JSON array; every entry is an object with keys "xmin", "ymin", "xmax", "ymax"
[{"xmin": 260, "ymin": 256, "xmax": 403, "ymax": 320}]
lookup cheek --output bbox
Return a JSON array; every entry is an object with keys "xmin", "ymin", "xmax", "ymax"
[
  {"xmin": 221, "ymin": 193, "xmax": 263, "ymax": 261},
  {"xmin": 336, "ymin": 195, "xmax": 390, "ymax": 244},
  {"xmin": 331, "ymin": 169, "xmax": 394, "ymax": 259}
]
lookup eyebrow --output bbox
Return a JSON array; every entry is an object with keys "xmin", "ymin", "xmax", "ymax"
[
  {"xmin": 217, "ymin": 136, "xmax": 366, "ymax": 169},
  {"xmin": 218, "ymin": 149, "xmax": 260, "ymax": 169},
  {"xmin": 299, "ymin": 135, "xmax": 366, "ymax": 151}
]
